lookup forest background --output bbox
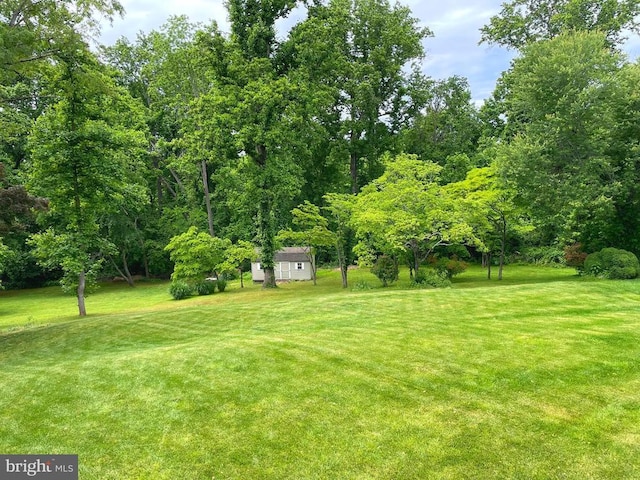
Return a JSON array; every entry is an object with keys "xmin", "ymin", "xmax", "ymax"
[{"xmin": 2, "ymin": 0, "xmax": 640, "ymax": 314}]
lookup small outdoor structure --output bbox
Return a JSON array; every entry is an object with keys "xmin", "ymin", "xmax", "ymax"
[{"xmin": 251, "ymin": 247, "xmax": 313, "ymax": 282}]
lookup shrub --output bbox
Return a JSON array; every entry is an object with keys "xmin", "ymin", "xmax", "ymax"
[
  {"xmin": 169, "ymin": 280, "xmax": 192, "ymax": 300},
  {"xmin": 434, "ymin": 257, "xmax": 468, "ymax": 279},
  {"xmin": 411, "ymin": 269, "xmax": 452, "ymax": 289},
  {"xmin": 216, "ymin": 278, "xmax": 227, "ymax": 292},
  {"xmin": 564, "ymin": 243, "xmax": 587, "ymax": 271},
  {"xmin": 517, "ymin": 246, "xmax": 565, "ymax": 266},
  {"xmin": 371, "ymin": 255, "xmax": 399, "ymax": 287},
  {"xmin": 584, "ymin": 248, "xmax": 639, "ymax": 279},
  {"xmin": 194, "ymin": 280, "xmax": 216, "ymax": 295}
]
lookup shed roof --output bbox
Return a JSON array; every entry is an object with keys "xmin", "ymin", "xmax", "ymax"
[{"xmin": 255, "ymin": 247, "xmax": 310, "ymax": 263}]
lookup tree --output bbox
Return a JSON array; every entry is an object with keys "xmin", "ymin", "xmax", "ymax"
[
  {"xmin": 495, "ymin": 31, "xmax": 640, "ymax": 252},
  {"xmin": 277, "ymin": 201, "xmax": 335, "ymax": 285},
  {"xmin": 164, "ymin": 226, "xmax": 231, "ymax": 284},
  {"xmin": 217, "ymin": 240, "xmax": 256, "ymax": 288},
  {"xmin": 1, "ymin": 0, "xmax": 125, "ymax": 169},
  {"xmin": 287, "ymin": 0, "xmax": 432, "ymax": 193},
  {"xmin": 447, "ymin": 164, "xmax": 526, "ymax": 280},
  {"xmin": 27, "ymin": 49, "xmax": 147, "ymax": 316},
  {"xmin": 192, "ymin": 0, "xmax": 308, "ymax": 289},
  {"xmin": 323, "ymin": 193, "xmax": 355, "ymax": 288},
  {"xmin": 351, "ymin": 153, "xmax": 478, "ymax": 278},
  {"xmin": 480, "ymin": 0, "xmax": 640, "ymax": 50},
  {"xmin": 401, "ymin": 76, "xmax": 481, "ymax": 172}
]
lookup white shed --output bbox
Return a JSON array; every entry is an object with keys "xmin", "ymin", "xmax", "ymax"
[{"xmin": 251, "ymin": 247, "xmax": 313, "ymax": 282}]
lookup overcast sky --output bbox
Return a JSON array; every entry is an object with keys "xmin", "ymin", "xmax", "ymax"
[{"xmin": 98, "ymin": 0, "xmax": 640, "ymax": 104}]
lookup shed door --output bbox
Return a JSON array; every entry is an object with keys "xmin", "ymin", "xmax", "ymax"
[{"xmin": 278, "ymin": 262, "xmax": 291, "ymax": 280}]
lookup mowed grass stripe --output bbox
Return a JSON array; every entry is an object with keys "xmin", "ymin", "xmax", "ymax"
[{"xmin": 1, "ymin": 266, "xmax": 639, "ymax": 478}]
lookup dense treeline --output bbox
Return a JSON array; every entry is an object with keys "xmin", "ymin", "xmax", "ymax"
[{"xmin": 1, "ymin": 0, "xmax": 639, "ymax": 314}]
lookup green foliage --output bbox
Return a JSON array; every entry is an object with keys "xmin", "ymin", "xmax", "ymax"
[
  {"xmin": 194, "ymin": 280, "xmax": 216, "ymax": 296},
  {"xmin": 216, "ymin": 278, "xmax": 227, "ymax": 292},
  {"xmin": 352, "ymin": 153, "xmax": 478, "ymax": 276},
  {"xmin": 433, "ymin": 257, "xmax": 469, "ymax": 279},
  {"xmin": 401, "ymin": 77, "xmax": 481, "ymax": 170},
  {"xmin": 480, "ymin": 0, "xmax": 640, "ymax": 50},
  {"xmin": 371, "ymin": 255, "xmax": 399, "ymax": 287},
  {"xmin": 169, "ymin": 280, "xmax": 193, "ymax": 300},
  {"xmin": 584, "ymin": 248, "xmax": 640, "ymax": 279},
  {"xmin": 217, "ymin": 240, "xmax": 256, "ymax": 277},
  {"xmin": 495, "ymin": 32, "xmax": 640, "ymax": 253},
  {"xmin": 411, "ymin": 269, "xmax": 452, "ymax": 289},
  {"xmin": 164, "ymin": 227, "xmax": 231, "ymax": 283},
  {"xmin": 28, "ymin": 228, "xmax": 114, "ymax": 295},
  {"xmin": 517, "ymin": 246, "xmax": 566, "ymax": 267}
]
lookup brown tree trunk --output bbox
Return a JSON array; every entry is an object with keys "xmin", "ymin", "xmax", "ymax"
[
  {"xmin": 77, "ymin": 270, "xmax": 87, "ymax": 317},
  {"xmin": 498, "ymin": 216, "xmax": 506, "ymax": 281},
  {"xmin": 202, "ymin": 160, "xmax": 215, "ymax": 237},
  {"xmin": 340, "ymin": 263, "xmax": 348, "ymax": 288},
  {"xmin": 263, "ymin": 267, "xmax": 276, "ymax": 288},
  {"xmin": 239, "ymin": 268, "xmax": 244, "ymax": 288},
  {"xmin": 311, "ymin": 253, "xmax": 317, "ymax": 286},
  {"xmin": 487, "ymin": 252, "xmax": 492, "ymax": 280}
]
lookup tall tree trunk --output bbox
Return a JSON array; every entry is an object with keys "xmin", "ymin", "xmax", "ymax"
[
  {"xmin": 263, "ymin": 267, "xmax": 276, "ymax": 288},
  {"xmin": 498, "ymin": 216, "xmax": 506, "ymax": 281},
  {"xmin": 239, "ymin": 268, "xmax": 244, "ymax": 288},
  {"xmin": 311, "ymin": 253, "xmax": 317, "ymax": 286},
  {"xmin": 77, "ymin": 270, "xmax": 87, "ymax": 317},
  {"xmin": 487, "ymin": 252, "xmax": 492, "ymax": 280},
  {"xmin": 202, "ymin": 159, "xmax": 215, "ymax": 237},
  {"xmin": 341, "ymin": 263, "xmax": 348, "ymax": 288},
  {"xmin": 336, "ymin": 243, "xmax": 348, "ymax": 288},
  {"xmin": 256, "ymin": 144, "xmax": 277, "ymax": 289}
]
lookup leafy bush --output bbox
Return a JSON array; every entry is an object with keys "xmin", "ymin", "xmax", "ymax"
[
  {"xmin": 564, "ymin": 243, "xmax": 587, "ymax": 272},
  {"xmin": 194, "ymin": 280, "xmax": 216, "ymax": 295},
  {"xmin": 434, "ymin": 257, "xmax": 468, "ymax": 279},
  {"xmin": 517, "ymin": 246, "xmax": 566, "ymax": 266},
  {"xmin": 411, "ymin": 269, "xmax": 452, "ymax": 289},
  {"xmin": 371, "ymin": 255, "xmax": 398, "ymax": 287},
  {"xmin": 169, "ymin": 280, "xmax": 192, "ymax": 300},
  {"xmin": 216, "ymin": 278, "xmax": 227, "ymax": 292},
  {"xmin": 584, "ymin": 248, "xmax": 639, "ymax": 279}
]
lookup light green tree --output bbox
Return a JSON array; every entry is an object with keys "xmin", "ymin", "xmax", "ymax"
[
  {"xmin": 277, "ymin": 201, "xmax": 336, "ymax": 285},
  {"xmin": 164, "ymin": 226, "xmax": 231, "ymax": 284},
  {"xmin": 217, "ymin": 240, "xmax": 256, "ymax": 288},
  {"xmin": 351, "ymin": 153, "xmax": 478, "ymax": 279},
  {"xmin": 323, "ymin": 193, "xmax": 356, "ymax": 288},
  {"xmin": 447, "ymin": 164, "xmax": 527, "ymax": 280}
]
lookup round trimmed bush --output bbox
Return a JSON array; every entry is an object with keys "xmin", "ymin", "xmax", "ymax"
[
  {"xmin": 584, "ymin": 248, "xmax": 640, "ymax": 279},
  {"xmin": 216, "ymin": 278, "xmax": 227, "ymax": 292},
  {"xmin": 169, "ymin": 280, "xmax": 193, "ymax": 300}
]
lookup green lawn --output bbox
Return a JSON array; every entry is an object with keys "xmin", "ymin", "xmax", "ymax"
[{"xmin": 1, "ymin": 265, "xmax": 639, "ymax": 479}]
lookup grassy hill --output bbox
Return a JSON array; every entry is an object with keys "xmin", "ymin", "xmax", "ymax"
[{"xmin": 1, "ymin": 266, "xmax": 639, "ymax": 479}]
